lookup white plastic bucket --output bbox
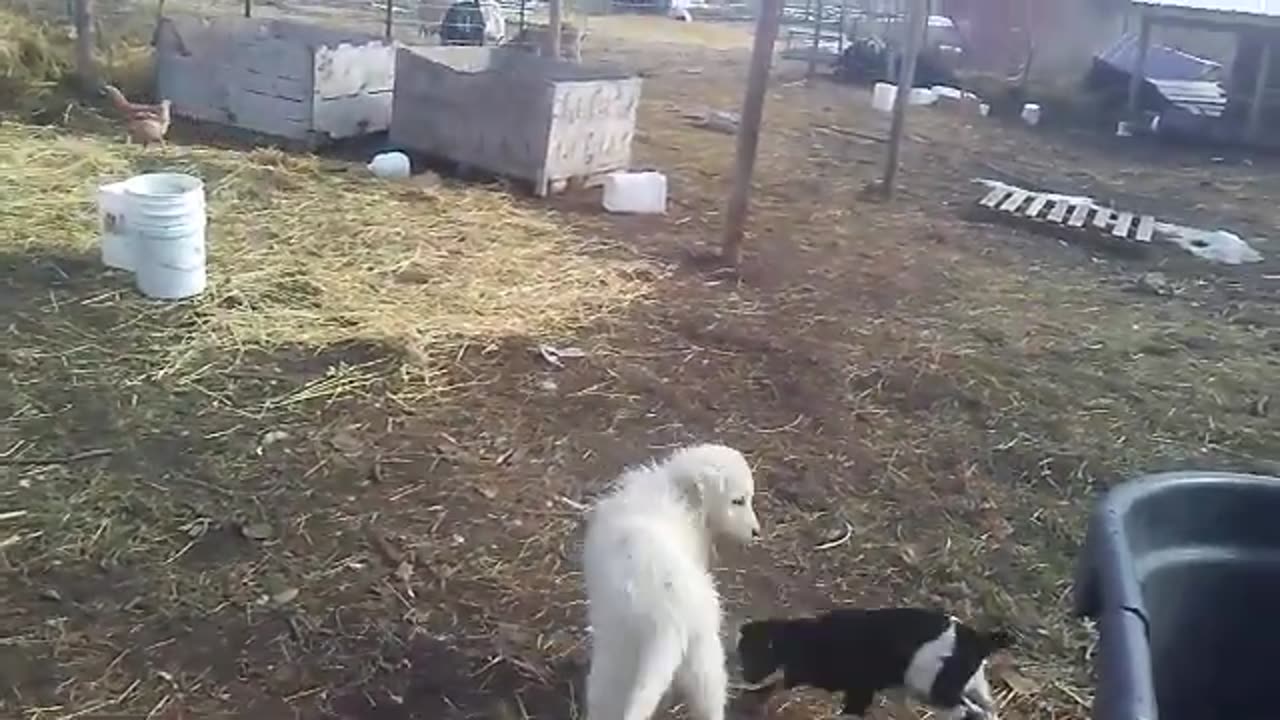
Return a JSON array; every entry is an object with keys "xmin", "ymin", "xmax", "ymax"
[
  {"xmin": 872, "ymin": 82, "xmax": 896, "ymax": 112},
  {"xmin": 126, "ymin": 172, "xmax": 207, "ymax": 300},
  {"xmin": 1021, "ymin": 102, "xmax": 1042, "ymax": 126},
  {"xmin": 602, "ymin": 171, "xmax": 667, "ymax": 214},
  {"xmin": 98, "ymin": 181, "xmax": 133, "ymax": 271}
]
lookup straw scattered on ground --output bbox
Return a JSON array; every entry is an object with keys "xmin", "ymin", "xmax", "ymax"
[
  {"xmin": 1, "ymin": 8, "xmax": 1279, "ymax": 720},
  {"xmin": 0, "ymin": 123, "xmax": 653, "ymax": 397}
]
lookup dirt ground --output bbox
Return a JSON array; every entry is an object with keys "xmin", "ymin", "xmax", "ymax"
[{"xmin": 2, "ymin": 9, "xmax": 1279, "ymax": 720}]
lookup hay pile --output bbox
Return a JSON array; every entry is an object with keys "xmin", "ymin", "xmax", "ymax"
[
  {"xmin": 0, "ymin": 125, "xmax": 653, "ymax": 395},
  {"xmin": 0, "ymin": 7, "xmax": 74, "ymax": 108}
]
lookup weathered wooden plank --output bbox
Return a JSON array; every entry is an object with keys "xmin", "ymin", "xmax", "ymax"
[
  {"xmin": 1135, "ymin": 215, "xmax": 1156, "ymax": 242},
  {"xmin": 980, "ymin": 185, "xmax": 1011, "ymax": 208},
  {"xmin": 999, "ymin": 189, "xmax": 1030, "ymax": 213},
  {"xmin": 1024, "ymin": 194, "xmax": 1050, "ymax": 219},
  {"xmin": 1093, "ymin": 207, "xmax": 1114, "ymax": 230},
  {"xmin": 1112, "ymin": 211, "xmax": 1135, "ymax": 238},
  {"xmin": 314, "ymin": 42, "xmax": 396, "ymax": 98},
  {"xmin": 313, "ymin": 90, "xmax": 393, "ymax": 139},
  {"xmin": 1047, "ymin": 199, "xmax": 1070, "ymax": 223},
  {"xmin": 1067, "ymin": 203, "xmax": 1091, "ymax": 227}
]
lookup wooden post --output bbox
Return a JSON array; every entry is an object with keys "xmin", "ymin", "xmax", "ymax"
[
  {"xmin": 244, "ymin": 0, "xmax": 252, "ymax": 18},
  {"xmin": 1127, "ymin": 14, "xmax": 1150, "ymax": 122},
  {"xmin": 880, "ymin": 0, "xmax": 926, "ymax": 198},
  {"xmin": 384, "ymin": 0, "xmax": 394, "ymax": 39},
  {"xmin": 720, "ymin": 0, "xmax": 783, "ymax": 266},
  {"xmin": 1248, "ymin": 39, "xmax": 1272, "ymax": 142},
  {"xmin": 807, "ymin": 0, "xmax": 823, "ymax": 79},
  {"xmin": 548, "ymin": 0, "xmax": 563, "ymax": 59},
  {"xmin": 837, "ymin": 0, "xmax": 846, "ymax": 56},
  {"xmin": 72, "ymin": 0, "xmax": 97, "ymax": 89}
]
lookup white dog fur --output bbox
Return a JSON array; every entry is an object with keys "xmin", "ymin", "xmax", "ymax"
[{"xmin": 583, "ymin": 443, "xmax": 761, "ymax": 720}]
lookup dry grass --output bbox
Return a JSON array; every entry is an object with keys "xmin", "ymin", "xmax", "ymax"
[
  {"xmin": 0, "ymin": 123, "xmax": 653, "ymax": 398},
  {"xmin": 2, "ymin": 9, "xmax": 1279, "ymax": 720},
  {"xmin": 0, "ymin": 7, "xmax": 73, "ymax": 108}
]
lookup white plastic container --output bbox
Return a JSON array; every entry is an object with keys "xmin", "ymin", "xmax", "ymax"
[
  {"xmin": 98, "ymin": 180, "xmax": 134, "ymax": 271},
  {"xmin": 909, "ymin": 87, "xmax": 938, "ymax": 106},
  {"xmin": 1021, "ymin": 102, "xmax": 1042, "ymax": 126},
  {"xmin": 368, "ymin": 151, "xmax": 411, "ymax": 179},
  {"xmin": 872, "ymin": 82, "xmax": 896, "ymax": 112},
  {"xmin": 126, "ymin": 172, "xmax": 208, "ymax": 300},
  {"xmin": 602, "ymin": 171, "xmax": 667, "ymax": 215},
  {"xmin": 932, "ymin": 85, "xmax": 963, "ymax": 101},
  {"xmin": 872, "ymin": 83, "xmax": 936, "ymax": 112}
]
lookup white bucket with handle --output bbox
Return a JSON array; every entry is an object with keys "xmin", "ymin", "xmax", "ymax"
[{"xmin": 126, "ymin": 172, "xmax": 207, "ymax": 300}]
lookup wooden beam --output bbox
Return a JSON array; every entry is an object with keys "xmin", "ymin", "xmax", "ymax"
[
  {"xmin": 1127, "ymin": 14, "xmax": 1151, "ymax": 122},
  {"xmin": 243, "ymin": 0, "xmax": 251, "ymax": 18},
  {"xmin": 547, "ymin": 0, "xmax": 563, "ymax": 59},
  {"xmin": 1249, "ymin": 39, "xmax": 1272, "ymax": 142},
  {"xmin": 837, "ymin": 0, "xmax": 847, "ymax": 56},
  {"xmin": 880, "ymin": 0, "xmax": 927, "ymax": 198},
  {"xmin": 73, "ymin": 0, "xmax": 97, "ymax": 88},
  {"xmin": 720, "ymin": 0, "xmax": 784, "ymax": 266},
  {"xmin": 384, "ymin": 0, "xmax": 393, "ymax": 40},
  {"xmin": 1140, "ymin": 5, "xmax": 1280, "ymax": 32},
  {"xmin": 807, "ymin": 0, "xmax": 824, "ymax": 79}
]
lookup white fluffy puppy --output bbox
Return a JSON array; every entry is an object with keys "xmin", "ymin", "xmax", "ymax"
[{"xmin": 583, "ymin": 443, "xmax": 761, "ymax": 720}]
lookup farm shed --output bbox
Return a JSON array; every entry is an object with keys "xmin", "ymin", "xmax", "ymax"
[
  {"xmin": 389, "ymin": 46, "xmax": 641, "ymax": 196},
  {"xmin": 155, "ymin": 16, "xmax": 396, "ymax": 145},
  {"xmin": 1127, "ymin": 0, "xmax": 1280, "ymax": 143}
]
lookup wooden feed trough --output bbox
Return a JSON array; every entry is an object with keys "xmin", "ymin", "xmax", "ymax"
[
  {"xmin": 389, "ymin": 46, "xmax": 641, "ymax": 196},
  {"xmin": 155, "ymin": 16, "xmax": 396, "ymax": 146}
]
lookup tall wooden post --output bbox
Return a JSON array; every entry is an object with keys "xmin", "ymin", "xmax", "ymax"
[
  {"xmin": 807, "ymin": 0, "xmax": 824, "ymax": 79},
  {"xmin": 1248, "ymin": 39, "xmax": 1272, "ymax": 142},
  {"xmin": 384, "ymin": 0, "xmax": 394, "ymax": 39},
  {"xmin": 1126, "ymin": 14, "xmax": 1151, "ymax": 122},
  {"xmin": 720, "ymin": 0, "xmax": 783, "ymax": 266},
  {"xmin": 880, "ymin": 0, "xmax": 926, "ymax": 198},
  {"xmin": 73, "ymin": 0, "xmax": 97, "ymax": 89},
  {"xmin": 548, "ymin": 0, "xmax": 563, "ymax": 59},
  {"xmin": 244, "ymin": 0, "xmax": 252, "ymax": 17}
]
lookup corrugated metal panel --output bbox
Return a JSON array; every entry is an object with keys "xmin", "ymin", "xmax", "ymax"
[
  {"xmin": 1098, "ymin": 32, "xmax": 1221, "ymax": 80},
  {"xmin": 1133, "ymin": 0, "xmax": 1280, "ymax": 18},
  {"xmin": 1152, "ymin": 78, "xmax": 1228, "ymax": 116}
]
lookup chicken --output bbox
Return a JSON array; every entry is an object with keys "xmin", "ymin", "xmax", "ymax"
[
  {"xmin": 125, "ymin": 101, "xmax": 171, "ymax": 147},
  {"xmin": 100, "ymin": 84, "xmax": 172, "ymax": 147}
]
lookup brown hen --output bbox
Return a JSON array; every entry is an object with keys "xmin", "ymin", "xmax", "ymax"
[{"xmin": 101, "ymin": 84, "xmax": 172, "ymax": 147}]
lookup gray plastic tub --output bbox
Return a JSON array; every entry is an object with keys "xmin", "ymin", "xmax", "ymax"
[{"xmin": 1074, "ymin": 471, "xmax": 1280, "ymax": 720}]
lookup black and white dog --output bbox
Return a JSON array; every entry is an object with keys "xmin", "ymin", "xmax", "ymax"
[{"xmin": 736, "ymin": 608, "xmax": 1012, "ymax": 720}]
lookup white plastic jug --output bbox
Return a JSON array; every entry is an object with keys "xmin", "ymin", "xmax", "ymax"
[
  {"xmin": 126, "ymin": 172, "xmax": 208, "ymax": 300},
  {"xmin": 368, "ymin": 151, "xmax": 411, "ymax": 179},
  {"xmin": 602, "ymin": 171, "xmax": 667, "ymax": 215},
  {"xmin": 98, "ymin": 180, "xmax": 133, "ymax": 271},
  {"xmin": 871, "ymin": 82, "xmax": 896, "ymax": 113}
]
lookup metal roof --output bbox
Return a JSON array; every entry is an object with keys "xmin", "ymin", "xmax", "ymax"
[
  {"xmin": 1133, "ymin": 0, "xmax": 1280, "ymax": 19},
  {"xmin": 1097, "ymin": 32, "xmax": 1222, "ymax": 80}
]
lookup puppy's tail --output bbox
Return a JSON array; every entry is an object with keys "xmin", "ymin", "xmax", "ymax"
[{"xmin": 621, "ymin": 629, "xmax": 684, "ymax": 720}]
